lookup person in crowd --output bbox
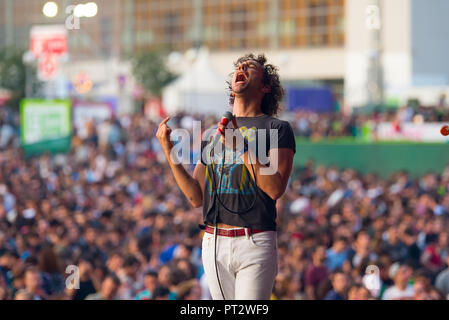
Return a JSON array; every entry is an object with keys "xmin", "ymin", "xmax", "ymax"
[
  {"xmin": 421, "ymin": 233, "xmax": 444, "ymax": 275},
  {"xmin": 304, "ymin": 246, "xmax": 328, "ymax": 300},
  {"xmin": 135, "ymin": 270, "xmax": 159, "ymax": 300},
  {"xmin": 14, "ymin": 289, "xmax": 34, "ymax": 300},
  {"xmin": 38, "ymin": 245, "xmax": 65, "ymax": 298},
  {"xmin": 435, "ymin": 255, "xmax": 449, "ymax": 298},
  {"xmin": 323, "ymin": 270, "xmax": 349, "ymax": 300},
  {"xmin": 326, "ymin": 237, "xmax": 349, "ymax": 272},
  {"xmin": 85, "ymin": 273, "xmax": 121, "ymax": 300},
  {"xmin": 23, "ymin": 267, "xmax": 46, "ymax": 300},
  {"xmin": 401, "ymin": 228, "xmax": 422, "ymax": 269},
  {"xmin": 73, "ymin": 259, "xmax": 100, "ymax": 300},
  {"xmin": 382, "ymin": 263, "xmax": 414, "ymax": 300},
  {"xmin": 116, "ymin": 254, "xmax": 143, "ymax": 299},
  {"xmin": 152, "ymin": 286, "xmax": 170, "ymax": 300},
  {"xmin": 347, "ymin": 230, "xmax": 378, "ymax": 269}
]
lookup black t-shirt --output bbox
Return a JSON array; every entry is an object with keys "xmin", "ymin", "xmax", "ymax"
[
  {"xmin": 200, "ymin": 114, "xmax": 296, "ymax": 231},
  {"xmin": 73, "ymin": 279, "xmax": 97, "ymax": 300}
]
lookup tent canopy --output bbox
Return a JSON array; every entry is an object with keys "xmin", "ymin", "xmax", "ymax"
[{"xmin": 162, "ymin": 48, "xmax": 230, "ymax": 116}]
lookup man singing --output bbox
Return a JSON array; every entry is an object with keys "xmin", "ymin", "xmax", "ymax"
[{"xmin": 156, "ymin": 54, "xmax": 296, "ymax": 300}]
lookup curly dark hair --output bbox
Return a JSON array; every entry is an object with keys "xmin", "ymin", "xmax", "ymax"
[{"xmin": 227, "ymin": 53, "xmax": 285, "ymax": 117}]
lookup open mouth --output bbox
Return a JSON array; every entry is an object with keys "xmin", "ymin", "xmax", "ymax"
[{"xmin": 235, "ymin": 72, "xmax": 247, "ymax": 84}]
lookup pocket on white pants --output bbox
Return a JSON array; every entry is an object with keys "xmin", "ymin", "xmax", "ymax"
[
  {"xmin": 202, "ymin": 231, "xmax": 214, "ymax": 251},
  {"xmin": 249, "ymin": 231, "xmax": 277, "ymax": 249}
]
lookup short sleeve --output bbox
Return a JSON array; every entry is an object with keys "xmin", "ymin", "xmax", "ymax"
[
  {"xmin": 270, "ymin": 120, "xmax": 296, "ymax": 153},
  {"xmin": 200, "ymin": 139, "xmax": 209, "ymax": 166}
]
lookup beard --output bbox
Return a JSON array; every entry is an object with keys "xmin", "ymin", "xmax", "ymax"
[{"xmin": 232, "ymin": 81, "xmax": 250, "ymax": 94}]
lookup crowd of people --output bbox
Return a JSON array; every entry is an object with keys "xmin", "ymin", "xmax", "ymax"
[
  {"xmin": 290, "ymin": 102, "xmax": 449, "ymax": 140},
  {"xmin": 0, "ymin": 107, "xmax": 449, "ymax": 300}
]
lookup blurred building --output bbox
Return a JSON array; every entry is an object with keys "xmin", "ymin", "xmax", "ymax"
[
  {"xmin": 1, "ymin": 0, "xmax": 449, "ymax": 110},
  {"xmin": 0, "ymin": 0, "xmax": 131, "ymax": 58},
  {"xmin": 132, "ymin": 0, "xmax": 449, "ymax": 109},
  {"xmin": 133, "ymin": 0, "xmax": 345, "ymax": 51},
  {"xmin": 134, "ymin": 0, "xmax": 346, "ymax": 104}
]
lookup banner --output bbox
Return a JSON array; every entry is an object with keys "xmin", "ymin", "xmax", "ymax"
[
  {"xmin": 20, "ymin": 99, "xmax": 72, "ymax": 155},
  {"xmin": 30, "ymin": 25, "xmax": 68, "ymax": 81},
  {"xmin": 72, "ymin": 98, "xmax": 117, "ymax": 139},
  {"xmin": 377, "ymin": 122, "xmax": 449, "ymax": 142},
  {"xmin": 287, "ymin": 87, "xmax": 335, "ymax": 113}
]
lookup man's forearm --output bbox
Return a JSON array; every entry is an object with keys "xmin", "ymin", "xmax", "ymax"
[
  {"xmin": 240, "ymin": 149, "xmax": 285, "ymax": 200},
  {"xmin": 165, "ymin": 152, "xmax": 203, "ymax": 207}
]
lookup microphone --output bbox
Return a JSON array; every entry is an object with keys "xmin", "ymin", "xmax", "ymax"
[
  {"xmin": 209, "ymin": 111, "xmax": 234, "ymax": 151},
  {"xmin": 217, "ymin": 111, "xmax": 234, "ymax": 135}
]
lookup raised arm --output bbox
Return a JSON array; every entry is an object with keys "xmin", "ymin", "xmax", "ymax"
[{"xmin": 156, "ymin": 117, "xmax": 205, "ymax": 208}]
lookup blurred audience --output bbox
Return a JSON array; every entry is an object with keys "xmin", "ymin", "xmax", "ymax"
[{"xmin": 0, "ymin": 108, "xmax": 448, "ymax": 300}]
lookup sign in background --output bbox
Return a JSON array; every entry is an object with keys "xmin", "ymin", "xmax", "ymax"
[
  {"xmin": 377, "ymin": 122, "xmax": 449, "ymax": 142},
  {"xmin": 72, "ymin": 98, "xmax": 117, "ymax": 139},
  {"xmin": 20, "ymin": 99, "xmax": 72, "ymax": 156},
  {"xmin": 287, "ymin": 87, "xmax": 335, "ymax": 113},
  {"xmin": 30, "ymin": 25, "xmax": 68, "ymax": 81}
]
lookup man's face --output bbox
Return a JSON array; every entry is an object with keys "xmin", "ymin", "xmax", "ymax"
[
  {"xmin": 107, "ymin": 255, "xmax": 123, "ymax": 272},
  {"xmin": 177, "ymin": 245, "xmax": 191, "ymax": 260},
  {"xmin": 333, "ymin": 273, "xmax": 348, "ymax": 293},
  {"xmin": 158, "ymin": 266, "xmax": 171, "ymax": 286},
  {"xmin": 388, "ymin": 227, "xmax": 399, "ymax": 242},
  {"xmin": 24, "ymin": 271, "xmax": 41, "ymax": 292},
  {"xmin": 125, "ymin": 263, "xmax": 139, "ymax": 277},
  {"xmin": 314, "ymin": 246, "xmax": 326, "ymax": 262},
  {"xmin": 334, "ymin": 240, "xmax": 347, "ymax": 253},
  {"xmin": 144, "ymin": 275, "xmax": 158, "ymax": 292},
  {"xmin": 358, "ymin": 287, "xmax": 371, "ymax": 300},
  {"xmin": 357, "ymin": 233, "xmax": 370, "ymax": 249},
  {"xmin": 395, "ymin": 265, "xmax": 412, "ymax": 285},
  {"xmin": 413, "ymin": 280, "xmax": 426, "ymax": 297},
  {"xmin": 403, "ymin": 233, "xmax": 416, "ymax": 245},
  {"xmin": 0, "ymin": 255, "xmax": 9, "ymax": 267},
  {"xmin": 85, "ymin": 228, "xmax": 96, "ymax": 244},
  {"xmin": 231, "ymin": 60, "xmax": 265, "ymax": 95},
  {"xmin": 102, "ymin": 278, "xmax": 118, "ymax": 299}
]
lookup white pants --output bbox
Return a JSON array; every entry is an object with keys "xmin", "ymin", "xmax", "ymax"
[{"xmin": 201, "ymin": 228, "xmax": 278, "ymax": 300}]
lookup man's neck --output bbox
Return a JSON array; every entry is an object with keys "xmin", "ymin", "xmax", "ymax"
[
  {"xmin": 396, "ymin": 282, "xmax": 408, "ymax": 291},
  {"xmin": 27, "ymin": 287, "xmax": 38, "ymax": 295},
  {"xmin": 232, "ymin": 97, "xmax": 264, "ymax": 117},
  {"xmin": 313, "ymin": 260, "xmax": 323, "ymax": 267}
]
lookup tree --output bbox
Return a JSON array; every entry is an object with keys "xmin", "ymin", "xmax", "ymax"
[
  {"xmin": 131, "ymin": 49, "xmax": 177, "ymax": 98},
  {"xmin": 0, "ymin": 47, "xmax": 34, "ymax": 108}
]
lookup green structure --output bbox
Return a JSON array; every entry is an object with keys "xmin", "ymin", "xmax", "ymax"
[
  {"xmin": 294, "ymin": 139, "xmax": 449, "ymax": 179},
  {"xmin": 20, "ymin": 99, "xmax": 72, "ymax": 156}
]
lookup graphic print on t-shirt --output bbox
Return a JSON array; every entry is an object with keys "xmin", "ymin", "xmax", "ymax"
[{"xmin": 205, "ymin": 126, "xmax": 257, "ymax": 196}]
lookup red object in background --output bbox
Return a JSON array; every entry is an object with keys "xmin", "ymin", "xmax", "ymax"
[
  {"xmin": 30, "ymin": 26, "xmax": 67, "ymax": 81},
  {"xmin": 38, "ymin": 54, "xmax": 58, "ymax": 80},
  {"xmin": 441, "ymin": 125, "xmax": 449, "ymax": 136},
  {"xmin": 134, "ymin": 193, "xmax": 143, "ymax": 205},
  {"xmin": 144, "ymin": 98, "xmax": 167, "ymax": 119},
  {"xmin": 30, "ymin": 26, "xmax": 68, "ymax": 58},
  {"xmin": 0, "ymin": 89, "xmax": 12, "ymax": 106},
  {"xmin": 291, "ymin": 232, "xmax": 304, "ymax": 241},
  {"xmin": 31, "ymin": 35, "xmax": 67, "ymax": 57},
  {"xmin": 392, "ymin": 120, "xmax": 401, "ymax": 133}
]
